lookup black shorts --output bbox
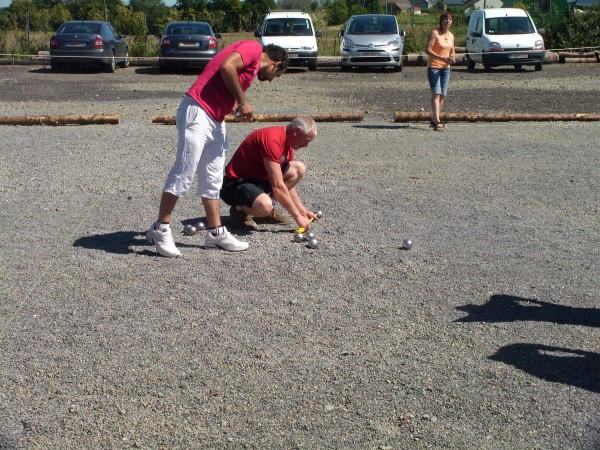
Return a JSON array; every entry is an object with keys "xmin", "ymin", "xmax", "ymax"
[{"xmin": 220, "ymin": 176, "xmax": 273, "ymax": 208}]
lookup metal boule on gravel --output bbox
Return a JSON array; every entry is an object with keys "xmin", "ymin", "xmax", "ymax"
[
  {"xmin": 401, "ymin": 238, "xmax": 413, "ymax": 250},
  {"xmin": 307, "ymin": 238, "xmax": 318, "ymax": 249},
  {"xmin": 183, "ymin": 224, "xmax": 197, "ymax": 236},
  {"xmin": 195, "ymin": 221, "xmax": 206, "ymax": 231},
  {"xmin": 305, "ymin": 231, "xmax": 316, "ymax": 240},
  {"xmin": 294, "ymin": 232, "xmax": 305, "ymax": 243},
  {"xmin": 315, "ymin": 210, "xmax": 323, "ymax": 219}
]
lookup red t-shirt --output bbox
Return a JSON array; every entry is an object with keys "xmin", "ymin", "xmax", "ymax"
[
  {"xmin": 187, "ymin": 40, "xmax": 262, "ymax": 122},
  {"xmin": 225, "ymin": 126, "xmax": 294, "ymax": 181}
]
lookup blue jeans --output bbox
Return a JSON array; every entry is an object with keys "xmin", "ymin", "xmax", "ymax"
[{"xmin": 428, "ymin": 67, "xmax": 451, "ymax": 96}]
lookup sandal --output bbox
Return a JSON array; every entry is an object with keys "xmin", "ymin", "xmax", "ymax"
[{"xmin": 432, "ymin": 122, "xmax": 445, "ymax": 132}]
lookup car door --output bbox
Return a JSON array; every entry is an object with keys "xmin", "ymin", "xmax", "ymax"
[
  {"xmin": 107, "ymin": 23, "xmax": 126, "ymax": 58},
  {"xmin": 468, "ymin": 13, "xmax": 484, "ymax": 63}
]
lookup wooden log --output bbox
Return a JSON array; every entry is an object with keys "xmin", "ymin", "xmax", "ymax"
[
  {"xmin": 0, "ymin": 114, "xmax": 120, "ymax": 126},
  {"xmin": 558, "ymin": 51, "xmax": 599, "ymax": 64},
  {"xmin": 394, "ymin": 111, "xmax": 600, "ymax": 123},
  {"xmin": 559, "ymin": 51, "xmax": 597, "ymax": 59},
  {"xmin": 152, "ymin": 112, "xmax": 364, "ymax": 125}
]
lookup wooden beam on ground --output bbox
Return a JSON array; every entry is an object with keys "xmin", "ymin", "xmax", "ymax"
[
  {"xmin": 0, "ymin": 114, "xmax": 120, "ymax": 126},
  {"xmin": 152, "ymin": 112, "xmax": 364, "ymax": 125},
  {"xmin": 394, "ymin": 111, "xmax": 600, "ymax": 123}
]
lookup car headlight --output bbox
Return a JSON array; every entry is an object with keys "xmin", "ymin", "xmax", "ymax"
[
  {"xmin": 388, "ymin": 37, "xmax": 400, "ymax": 48},
  {"xmin": 488, "ymin": 42, "xmax": 503, "ymax": 52},
  {"xmin": 534, "ymin": 40, "xmax": 544, "ymax": 49},
  {"xmin": 343, "ymin": 38, "xmax": 355, "ymax": 48}
]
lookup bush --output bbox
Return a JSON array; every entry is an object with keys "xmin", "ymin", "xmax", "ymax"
[{"xmin": 538, "ymin": 6, "xmax": 600, "ymax": 51}]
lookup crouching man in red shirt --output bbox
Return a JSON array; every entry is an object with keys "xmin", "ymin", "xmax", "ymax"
[{"xmin": 221, "ymin": 116, "xmax": 317, "ymax": 233}]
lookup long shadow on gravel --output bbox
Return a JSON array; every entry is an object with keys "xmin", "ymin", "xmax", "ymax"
[
  {"xmin": 489, "ymin": 344, "xmax": 600, "ymax": 394},
  {"xmin": 455, "ymin": 294, "xmax": 600, "ymax": 328}
]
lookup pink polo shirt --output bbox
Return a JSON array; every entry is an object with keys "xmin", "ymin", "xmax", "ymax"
[{"xmin": 186, "ymin": 40, "xmax": 262, "ymax": 122}]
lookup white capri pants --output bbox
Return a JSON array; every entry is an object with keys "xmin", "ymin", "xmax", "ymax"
[{"xmin": 163, "ymin": 95, "xmax": 228, "ymax": 199}]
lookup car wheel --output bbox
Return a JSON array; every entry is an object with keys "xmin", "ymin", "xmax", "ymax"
[
  {"xmin": 534, "ymin": 62, "xmax": 542, "ymax": 71},
  {"xmin": 308, "ymin": 61, "xmax": 317, "ymax": 71},
  {"xmin": 120, "ymin": 51, "xmax": 130, "ymax": 68},
  {"xmin": 467, "ymin": 56, "xmax": 475, "ymax": 71},
  {"xmin": 393, "ymin": 64, "xmax": 402, "ymax": 72},
  {"xmin": 105, "ymin": 54, "xmax": 116, "ymax": 73},
  {"xmin": 50, "ymin": 60, "xmax": 62, "ymax": 72},
  {"xmin": 340, "ymin": 64, "xmax": 350, "ymax": 72},
  {"xmin": 514, "ymin": 64, "xmax": 523, "ymax": 70}
]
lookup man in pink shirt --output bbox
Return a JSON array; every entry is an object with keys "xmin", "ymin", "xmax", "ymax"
[
  {"xmin": 220, "ymin": 117, "xmax": 317, "ymax": 233},
  {"xmin": 147, "ymin": 41, "xmax": 288, "ymax": 257}
]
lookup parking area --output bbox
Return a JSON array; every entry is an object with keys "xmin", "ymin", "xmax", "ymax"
[{"xmin": 1, "ymin": 64, "xmax": 599, "ymax": 449}]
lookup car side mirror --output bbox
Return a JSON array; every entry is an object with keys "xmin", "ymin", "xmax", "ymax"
[
  {"xmin": 315, "ymin": 30, "xmax": 323, "ymax": 37},
  {"xmin": 254, "ymin": 30, "xmax": 261, "ymax": 37},
  {"xmin": 471, "ymin": 31, "xmax": 481, "ymax": 37},
  {"xmin": 215, "ymin": 33, "xmax": 222, "ymax": 39},
  {"xmin": 537, "ymin": 28, "xmax": 545, "ymax": 36},
  {"xmin": 400, "ymin": 30, "xmax": 406, "ymax": 38}
]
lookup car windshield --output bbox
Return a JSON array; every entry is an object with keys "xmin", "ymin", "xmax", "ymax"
[
  {"xmin": 348, "ymin": 16, "xmax": 398, "ymax": 34},
  {"xmin": 167, "ymin": 24, "xmax": 211, "ymax": 35},
  {"xmin": 58, "ymin": 23, "xmax": 101, "ymax": 34},
  {"xmin": 485, "ymin": 17, "xmax": 535, "ymax": 34},
  {"xmin": 263, "ymin": 18, "xmax": 313, "ymax": 36}
]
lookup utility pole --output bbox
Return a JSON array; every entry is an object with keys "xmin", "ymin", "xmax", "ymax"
[{"xmin": 103, "ymin": 0, "xmax": 108, "ymax": 21}]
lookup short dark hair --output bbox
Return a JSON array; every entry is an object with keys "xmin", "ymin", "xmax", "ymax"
[
  {"xmin": 263, "ymin": 44, "xmax": 289, "ymax": 72},
  {"xmin": 439, "ymin": 11, "xmax": 454, "ymax": 28}
]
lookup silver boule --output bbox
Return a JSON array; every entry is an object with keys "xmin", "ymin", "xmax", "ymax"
[
  {"xmin": 187, "ymin": 225, "xmax": 197, "ymax": 236},
  {"xmin": 402, "ymin": 238, "xmax": 413, "ymax": 250},
  {"xmin": 305, "ymin": 231, "xmax": 316, "ymax": 240},
  {"xmin": 195, "ymin": 221, "xmax": 206, "ymax": 231},
  {"xmin": 294, "ymin": 232, "xmax": 305, "ymax": 243},
  {"xmin": 315, "ymin": 210, "xmax": 323, "ymax": 219},
  {"xmin": 307, "ymin": 238, "xmax": 319, "ymax": 249}
]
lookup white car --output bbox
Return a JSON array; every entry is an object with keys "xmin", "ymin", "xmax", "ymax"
[
  {"xmin": 466, "ymin": 8, "xmax": 545, "ymax": 71},
  {"xmin": 340, "ymin": 14, "xmax": 405, "ymax": 72},
  {"xmin": 255, "ymin": 10, "xmax": 322, "ymax": 71}
]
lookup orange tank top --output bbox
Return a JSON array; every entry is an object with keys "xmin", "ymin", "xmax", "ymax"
[{"xmin": 428, "ymin": 33, "xmax": 454, "ymax": 69}]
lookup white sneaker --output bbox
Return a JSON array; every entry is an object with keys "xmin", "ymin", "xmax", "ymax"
[
  {"xmin": 146, "ymin": 222, "xmax": 182, "ymax": 257},
  {"xmin": 204, "ymin": 227, "xmax": 249, "ymax": 252}
]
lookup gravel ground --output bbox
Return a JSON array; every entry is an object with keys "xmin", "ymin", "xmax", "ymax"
[{"xmin": 0, "ymin": 63, "xmax": 599, "ymax": 449}]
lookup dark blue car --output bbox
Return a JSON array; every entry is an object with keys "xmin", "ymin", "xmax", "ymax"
[
  {"xmin": 50, "ymin": 21, "xmax": 129, "ymax": 73},
  {"xmin": 158, "ymin": 21, "xmax": 221, "ymax": 72}
]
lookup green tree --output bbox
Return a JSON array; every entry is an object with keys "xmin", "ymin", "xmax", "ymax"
[
  {"xmin": 49, "ymin": 4, "xmax": 71, "ymax": 29},
  {"xmin": 209, "ymin": 0, "xmax": 242, "ymax": 31},
  {"xmin": 326, "ymin": 0, "xmax": 348, "ymax": 25},
  {"xmin": 64, "ymin": 0, "xmax": 125, "ymax": 21},
  {"xmin": 129, "ymin": 0, "xmax": 170, "ymax": 34}
]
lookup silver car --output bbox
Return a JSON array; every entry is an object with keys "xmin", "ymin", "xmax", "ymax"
[{"xmin": 340, "ymin": 14, "xmax": 405, "ymax": 72}]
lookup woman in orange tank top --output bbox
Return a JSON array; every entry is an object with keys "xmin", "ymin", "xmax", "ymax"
[{"xmin": 425, "ymin": 12, "xmax": 455, "ymax": 131}]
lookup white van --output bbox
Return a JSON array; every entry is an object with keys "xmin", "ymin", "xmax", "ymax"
[
  {"xmin": 466, "ymin": 8, "xmax": 545, "ymax": 71},
  {"xmin": 254, "ymin": 9, "xmax": 322, "ymax": 71}
]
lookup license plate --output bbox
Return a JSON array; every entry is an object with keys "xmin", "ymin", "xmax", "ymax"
[
  {"xmin": 66, "ymin": 41, "xmax": 86, "ymax": 47},
  {"xmin": 509, "ymin": 53, "xmax": 528, "ymax": 59},
  {"xmin": 179, "ymin": 42, "xmax": 199, "ymax": 48},
  {"xmin": 288, "ymin": 53, "xmax": 298, "ymax": 58},
  {"xmin": 360, "ymin": 51, "xmax": 380, "ymax": 56}
]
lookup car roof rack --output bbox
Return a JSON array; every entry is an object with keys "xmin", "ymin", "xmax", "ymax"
[{"xmin": 266, "ymin": 8, "xmax": 307, "ymax": 14}]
